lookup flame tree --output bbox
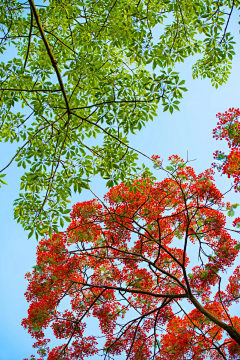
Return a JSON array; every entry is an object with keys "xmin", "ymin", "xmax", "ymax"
[{"xmin": 22, "ymin": 155, "xmax": 240, "ymax": 359}]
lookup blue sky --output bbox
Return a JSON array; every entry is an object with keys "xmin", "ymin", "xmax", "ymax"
[{"xmin": 0, "ymin": 11, "xmax": 240, "ymax": 360}]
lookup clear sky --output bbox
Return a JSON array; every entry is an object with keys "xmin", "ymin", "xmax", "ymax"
[{"xmin": 0, "ymin": 11, "xmax": 240, "ymax": 360}]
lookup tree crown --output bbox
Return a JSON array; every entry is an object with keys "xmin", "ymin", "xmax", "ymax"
[
  {"xmin": 0, "ymin": 0, "xmax": 238, "ymax": 237},
  {"xmin": 22, "ymin": 156, "xmax": 240, "ymax": 359}
]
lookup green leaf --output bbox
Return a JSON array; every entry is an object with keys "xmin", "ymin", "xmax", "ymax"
[
  {"xmin": 28, "ymin": 230, "xmax": 34, "ymax": 239},
  {"xmin": 60, "ymin": 218, "xmax": 64, "ymax": 228},
  {"xmin": 63, "ymin": 209, "xmax": 71, "ymax": 214}
]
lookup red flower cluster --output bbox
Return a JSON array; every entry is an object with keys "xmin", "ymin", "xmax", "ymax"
[
  {"xmin": 22, "ymin": 156, "xmax": 240, "ymax": 359},
  {"xmin": 213, "ymin": 108, "xmax": 240, "ymax": 192}
]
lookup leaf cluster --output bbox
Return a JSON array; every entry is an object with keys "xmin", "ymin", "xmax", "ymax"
[{"xmin": 0, "ymin": 0, "xmax": 238, "ymax": 237}]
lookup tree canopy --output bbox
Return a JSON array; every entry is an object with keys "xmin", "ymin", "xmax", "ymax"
[
  {"xmin": 22, "ymin": 155, "xmax": 240, "ymax": 359},
  {"xmin": 0, "ymin": 0, "xmax": 238, "ymax": 238}
]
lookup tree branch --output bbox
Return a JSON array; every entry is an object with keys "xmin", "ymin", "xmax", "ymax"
[{"xmin": 28, "ymin": 0, "xmax": 71, "ymax": 116}]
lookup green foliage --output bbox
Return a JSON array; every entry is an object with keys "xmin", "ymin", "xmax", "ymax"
[
  {"xmin": 235, "ymin": 242, "xmax": 240, "ymax": 251},
  {"xmin": 0, "ymin": 0, "xmax": 238, "ymax": 238},
  {"xmin": 226, "ymin": 203, "xmax": 239, "ymax": 217},
  {"xmin": 0, "ymin": 173, "xmax": 7, "ymax": 187}
]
